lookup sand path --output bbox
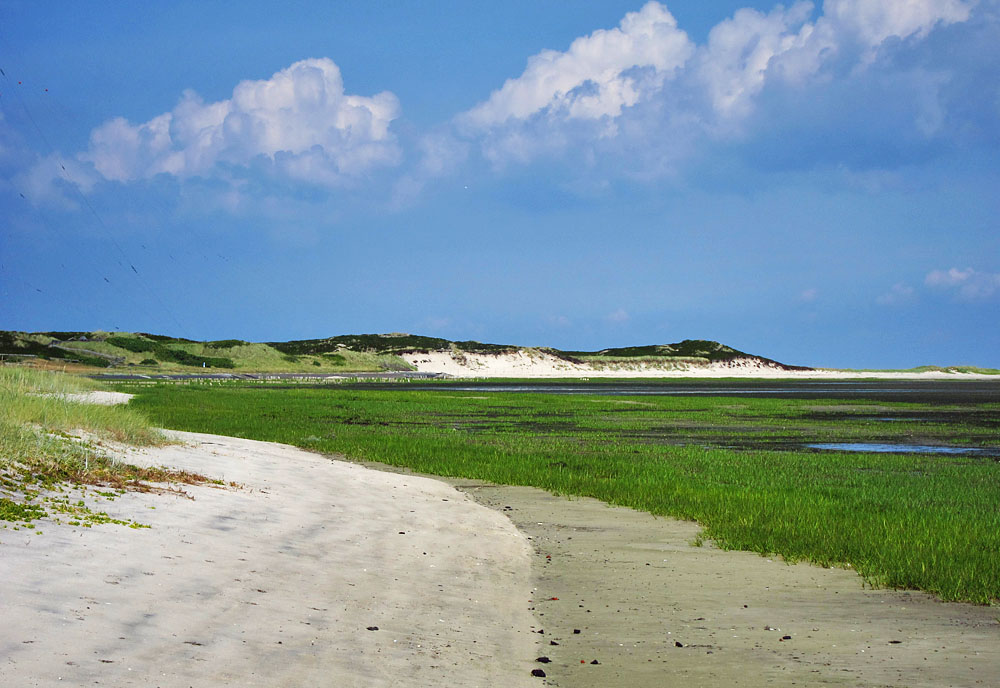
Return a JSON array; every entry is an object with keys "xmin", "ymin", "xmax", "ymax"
[{"xmin": 0, "ymin": 431, "xmax": 537, "ymax": 687}]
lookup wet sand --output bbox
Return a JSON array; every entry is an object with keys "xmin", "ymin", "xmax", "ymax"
[{"xmin": 448, "ymin": 481, "xmax": 1000, "ymax": 687}]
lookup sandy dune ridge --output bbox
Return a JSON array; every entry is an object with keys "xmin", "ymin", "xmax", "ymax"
[
  {"xmin": 400, "ymin": 350, "xmax": 996, "ymax": 379},
  {"xmin": 0, "ymin": 431, "xmax": 537, "ymax": 687}
]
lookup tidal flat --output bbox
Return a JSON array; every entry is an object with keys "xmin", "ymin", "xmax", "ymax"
[{"xmin": 128, "ymin": 379, "xmax": 1000, "ymax": 604}]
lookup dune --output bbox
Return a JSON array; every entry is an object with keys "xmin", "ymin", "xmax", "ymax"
[{"xmin": 400, "ymin": 350, "xmax": 997, "ymax": 379}]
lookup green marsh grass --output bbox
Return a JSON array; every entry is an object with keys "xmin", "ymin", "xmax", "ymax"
[{"xmin": 129, "ymin": 383, "xmax": 1000, "ymax": 603}]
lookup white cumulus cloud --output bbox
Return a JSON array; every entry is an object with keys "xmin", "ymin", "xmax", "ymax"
[
  {"xmin": 822, "ymin": 0, "xmax": 972, "ymax": 47},
  {"xmin": 75, "ymin": 58, "xmax": 401, "ymax": 188},
  {"xmin": 456, "ymin": 0, "xmax": 978, "ymax": 168},
  {"xmin": 459, "ymin": 2, "xmax": 694, "ymax": 129},
  {"xmin": 695, "ymin": 2, "xmax": 818, "ymax": 119}
]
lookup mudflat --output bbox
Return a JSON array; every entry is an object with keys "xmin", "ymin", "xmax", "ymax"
[
  {"xmin": 0, "ymin": 432, "xmax": 536, "ymax": 687},
  {"xmin": 451, "ymin": 481, "xmax": 1000, "ymax": 688}
]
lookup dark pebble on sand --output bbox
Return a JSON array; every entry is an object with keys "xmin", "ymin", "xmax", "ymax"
[
  {"xmin": 675, "ymin": 641, "xmax": 683, "ymax": 647},
  {"xmin": 590, "ymin": 660, "xmax": 600, "ymax": 665},
  {"xmin": 366, "ymin": 626, "xmax": 379, "ymax": 631},
  {"xmin": 531, "ymin": 669, "xmax": 546, "ymax": 678},
  {"xmin": 889, "ymin": 640, "xmax": 902, "ymax": 644},
  {"xmin": 573, "ymin": 629, "xmax": 581, "ymax": 634},
  {"xmin": 781, "ymin": 635, "xmax": 792, "ymax": 641},
  {"xmin": 549, "ymin": 641, "xmax": 559, "ymax": 646},
  {"xmin": 536, "ymin": 657, "xmax": 551, "ymax": 663}
]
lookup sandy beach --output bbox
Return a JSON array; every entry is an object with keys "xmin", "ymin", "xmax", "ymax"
[
  {"xmin": 0, "ymin": 431, "xmax": 537, "ymax": 687},
  {"xmin": 3, "ymin": 428, "xmax": 998, "ymax": 687}
]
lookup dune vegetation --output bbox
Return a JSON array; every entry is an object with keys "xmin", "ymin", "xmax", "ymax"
[
  {"xmin": 0, "ymin": 367, "xmax": 206, "ymax": 528},
  {"xmin": 0, "ymin": 330, "xmax": 417, "ymax": 373}
]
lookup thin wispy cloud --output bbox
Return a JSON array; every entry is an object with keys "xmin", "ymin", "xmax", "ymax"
[
  {"xmin": 926, "ymin": 268, "xmax": 1000, "ymax": 300},
  {"xmin": 877, "ymin": 283, "xmax": 915, "ymax": 306},
  {"xmin": 608, "ymin": 308, "xmax": 631, "ymax": 323}
]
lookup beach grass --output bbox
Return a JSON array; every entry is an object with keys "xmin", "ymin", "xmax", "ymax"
[
  {"xmin": 128, "ymin": 383, "xmax": 1000, "ymax": 604},
  {"xmin": 0, "ymin": 368, "xmax": 206, "ymax": 526}
]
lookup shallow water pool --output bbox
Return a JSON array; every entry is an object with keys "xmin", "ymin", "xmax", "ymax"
[{"xmin": 807, "ymin": 442, "xmax": 989, "ymax": 455}]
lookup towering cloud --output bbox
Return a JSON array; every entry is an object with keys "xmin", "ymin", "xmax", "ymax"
[{"xmin": 80, "ymin": 58, "xmax": 400, "ymax": 186}]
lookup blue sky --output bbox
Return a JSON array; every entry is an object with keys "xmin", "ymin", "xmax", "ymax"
[{"xmin": 1, "ymin": 0, "xmax": 998, "ymax": 368}]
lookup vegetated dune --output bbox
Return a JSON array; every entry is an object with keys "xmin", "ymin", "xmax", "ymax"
[
  {"xmin": 3, "ymin": 330, "xmax": 996, "ymax": 378},
  {"xmin": 399, "ymin": 349, "xmax": 793, "ymax": 378}
]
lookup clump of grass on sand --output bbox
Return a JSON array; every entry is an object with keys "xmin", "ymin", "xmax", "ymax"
[{"xmin": 0, "ymin": 367, "xmax": 207, "ymax": 530}]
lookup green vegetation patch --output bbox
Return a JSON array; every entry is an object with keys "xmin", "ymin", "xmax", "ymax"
[
  {"xmin": 0, "ymin": 331, "xmax": 112, "ymax": 367},
  {"xmin": 104, "ymin": 335, "xmax": 235, "ymax": 368},
  {"xmin": 205, "ymin": 339, "xmax": 249, "ymax": 349},
  {"xmin": 104, "ymin": 336, "xmax": 237, "ymax": 368},
  {"xmin": 558, "ymin": 339, "xmax": 748, "ymax": 361},
  {"xmin": 270, "ymin": 333, "xmax": 519, "ymax": 356},
  {"xmin": 129, "ymin": 382, "xmax": 1000, "ymax": 604},
  {"xmin": 0, "ymin": 497, "xmax": 46, "ymax": 523},
  {"xmin": 105, "ymin": 336, "xmax": 158, "ymax": 353},
  {"xmin": 136, "ymin": 333, "xmax": 198, "ymax": 344}
]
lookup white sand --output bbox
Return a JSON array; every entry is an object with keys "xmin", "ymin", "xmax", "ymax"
[
  {"xmin": 0, "ymin": 431, "xmax": 537, "ymax": 687},
  {"xmin": 32, "ymin": 391, "xmax": 135, "ymax": 405},
  {"xmin": 68, "ymin": 390, "xmax": 136, "ymax": 405},
  {"xmin": 401, "ymin": 350, "xmax": 996, "ymax": 379}
]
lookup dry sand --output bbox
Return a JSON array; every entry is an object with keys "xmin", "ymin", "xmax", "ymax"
[
  {"xmin": 0, "ymin": 432, "xmax": 537, "ymax": 687},
  {"xmin": 450, "ymin": 481, "xmax": 1000, "ymax": 688}
]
